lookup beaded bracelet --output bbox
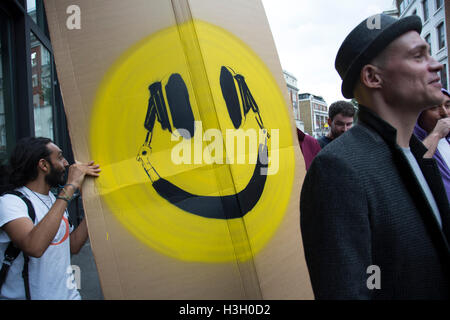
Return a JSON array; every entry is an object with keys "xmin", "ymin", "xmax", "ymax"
[
  {"xmin": 56, "ymin": 184, "xmax": 77, "ymax": 203},
  {"xmin": 56, "ymin": 195, "xmax": 71, "ymax": 203}
]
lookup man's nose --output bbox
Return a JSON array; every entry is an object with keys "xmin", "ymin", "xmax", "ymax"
[{"xmin": 429, "ymin": 56, "xmax": 443, "ymax": 72}]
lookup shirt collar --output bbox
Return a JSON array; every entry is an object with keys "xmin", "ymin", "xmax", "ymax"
[
  {"xmin": 413, "ymin": 122, "xmax": 428, "ymax": 141},
  {"xmin": 357, "ymin": 105, "xmax": 398, "ymax": 145},
  {"xmin": 357, "ymin": 105, "xmax": 428, "ymax": 158}
]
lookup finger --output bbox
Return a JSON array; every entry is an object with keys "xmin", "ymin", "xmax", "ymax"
[
  {"xmin": 87, "ymin": 168, "xmax": 101, "ymax": 175},
  {"xmin": 87, "ymin": 173, "xmax": 100, "ymax": 177}
]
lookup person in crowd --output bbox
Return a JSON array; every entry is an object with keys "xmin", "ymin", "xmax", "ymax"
[
  {"xmin": 414, "ymin": 88, "xmax": 450, "ymax": 201},
  {"xmin": 317, "ymin": 100, "xmax": 355, "ymax": 148},
  {"xmin": 296, "ymin": 128, "xmax": 321, "ymax": 170},
  {"xmin": 0, "ymin": 137, "xmax": 100, "ymax": 299},
  {"xmin": 300, "ymin": 14, "xmax": 449, "ymax": 299}
]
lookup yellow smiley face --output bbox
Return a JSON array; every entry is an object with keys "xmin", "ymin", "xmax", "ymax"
[{"xmin": 90, "ymin": 20, "xmax": 295, "ymax": 263}]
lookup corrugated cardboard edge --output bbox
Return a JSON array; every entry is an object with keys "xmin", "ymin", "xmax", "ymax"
[
  {"xmin": 189, "ymin": 0, "xmax": 313, "ymax": 299},
  {"xmin": 250, "ymin": 1, "xmax": 313, "ymax": 299},
  {"xmin": 43, "ymin": 0, "xmax": 124, "ymax": 299}
]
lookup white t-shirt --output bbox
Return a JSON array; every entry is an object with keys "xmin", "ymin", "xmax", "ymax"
[
  {"xmin": 0, "ymin": 187, "xmax": 81, "ymax": 300},
  {"xmin": 437, "ymin": 138, "xmax": 450, "ymax": 169},
  {"xmin": 401, "ymin": 148, "xmax": 442, "ymax": 229}
]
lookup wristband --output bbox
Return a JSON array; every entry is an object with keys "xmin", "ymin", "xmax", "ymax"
[
  {"xmin": 57, "ymin": 185, "xmax": 76, "ymax": 203},
  {"xmin": 56, "ymin": 195, "xmax": 71, "ymax": 203}
]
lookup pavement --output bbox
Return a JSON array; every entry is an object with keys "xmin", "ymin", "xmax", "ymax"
[{"xmin": 70, "ymin": 240, "xmax": 104, "ymax": 300}]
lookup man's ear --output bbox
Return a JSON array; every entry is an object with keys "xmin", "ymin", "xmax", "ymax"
[
  {"xmin": 360, "ymin": 64, "xmax": 382, "ymax": 90},
  {"xmin": 327, "ymin": 117, "xmax": 332, "ymax": 127},
  {"xmin": 38, "ymin": 159, "xmax": 49, "ymax": 172}
]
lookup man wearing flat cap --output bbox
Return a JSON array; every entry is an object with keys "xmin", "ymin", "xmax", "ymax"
[{"xmin": 300, "ymin": 14, "xmax": 449, "ymax": 299}]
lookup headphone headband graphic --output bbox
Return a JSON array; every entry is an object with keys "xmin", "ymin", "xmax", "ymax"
[
  {"xmin": 220, "ymin": 66, "xmax": 269, "ymax": 138},
  {"xmin": 137, "ymin": 66, "xmax": 269, "ymax": 219}
]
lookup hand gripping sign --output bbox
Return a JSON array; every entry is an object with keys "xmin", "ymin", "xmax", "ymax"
[{"xmin": 90, "ymin": 20, "xmax": 296, "ymax": 263}]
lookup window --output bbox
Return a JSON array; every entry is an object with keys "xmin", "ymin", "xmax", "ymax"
[
  {"xmin": 0, "ymin": 29, "xmax": 6, "ymax": 157},
  {"xmin": 27, "ymin": 0, "xmax": 37, "ymax": 23},
  {"xmin": 299, "ymin": 93, "xmax": 309, "ymax": 100},
  {"xmin": 441, "ymin": 64, "xmax": 448, "ymax": 90},
  {"xmin": 436, "ymin": 0, "xmax": 443, "ymax": 10},
  {"xmin": 422, "ymin": 0, "xmax": 429, "ymax": 21},
  {"xmin": 315, "ymin": 114, "xmax": 321, "ymax": 129},
  {"xmin": 30, "ymin": 31, "xmax": 54, "ymax": 140},
  {"xmin": 400, "ymin": 0, "xmax": 414, "ymax": 13},
  {"xmin": 437, "ymin": 22, "xmax": 445, "ymax": 50},
  {"xmin": 32, "ymin": 73, "xmax": 38, "ymax": 87},
  {"xmin": 31, "ymin": 51, "xmax": 37, "ymax": 66},
  {"xmin": 0, "ymin": 9, "xmax": 14, "ymax": 164},
  {"xmin": 26, "ymin": 0, "xmax": 45, "ymax": 28},
  {"xmin": 425, "ymin": 34, "xmax": 432, "ymax": 54}
]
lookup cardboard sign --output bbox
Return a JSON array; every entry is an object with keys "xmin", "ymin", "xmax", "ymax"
[{"xmin": 44, "ymin": 0, "xmax": 313, "ymax": 299}]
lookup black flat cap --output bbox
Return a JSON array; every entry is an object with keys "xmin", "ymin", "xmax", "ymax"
[{"xmin": 335, "ymin": 14, "xmax": 422, "ymax": 98}]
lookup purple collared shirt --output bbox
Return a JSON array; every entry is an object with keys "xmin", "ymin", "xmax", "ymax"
[{"xmin": 413, "ymin": 123, "xmax": 450, "ymax": 202}]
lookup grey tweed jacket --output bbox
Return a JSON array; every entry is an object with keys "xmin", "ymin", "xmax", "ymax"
[{"xmin": 300, "ymin": 105, "xmax": 450, "ymax": 299}]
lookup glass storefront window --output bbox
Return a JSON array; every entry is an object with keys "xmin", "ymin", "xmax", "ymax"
[
  {"xmin": 30, "ymin": 31, "xmax": 54, "ymax": 140},
  {"xmin": 27, "ymin": 0, "xmax": 37, "ymax": 24},
  {"xmin": 0, "ymin": 31, "xmax": 6, "ymax": 157},
  {"xmin": 0, "ymin": 9, "xmax": 14, "ymax": 164}
]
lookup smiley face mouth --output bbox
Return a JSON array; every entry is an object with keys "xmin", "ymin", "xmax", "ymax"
[{"xmin": 151, "ymin": 143, "xmax": 268, "ymax": 219}]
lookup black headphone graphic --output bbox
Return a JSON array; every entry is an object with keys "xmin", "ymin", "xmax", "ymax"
[{"xmin": 137, "ymin": 66, "xmax": 270, "ymax": 220}]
